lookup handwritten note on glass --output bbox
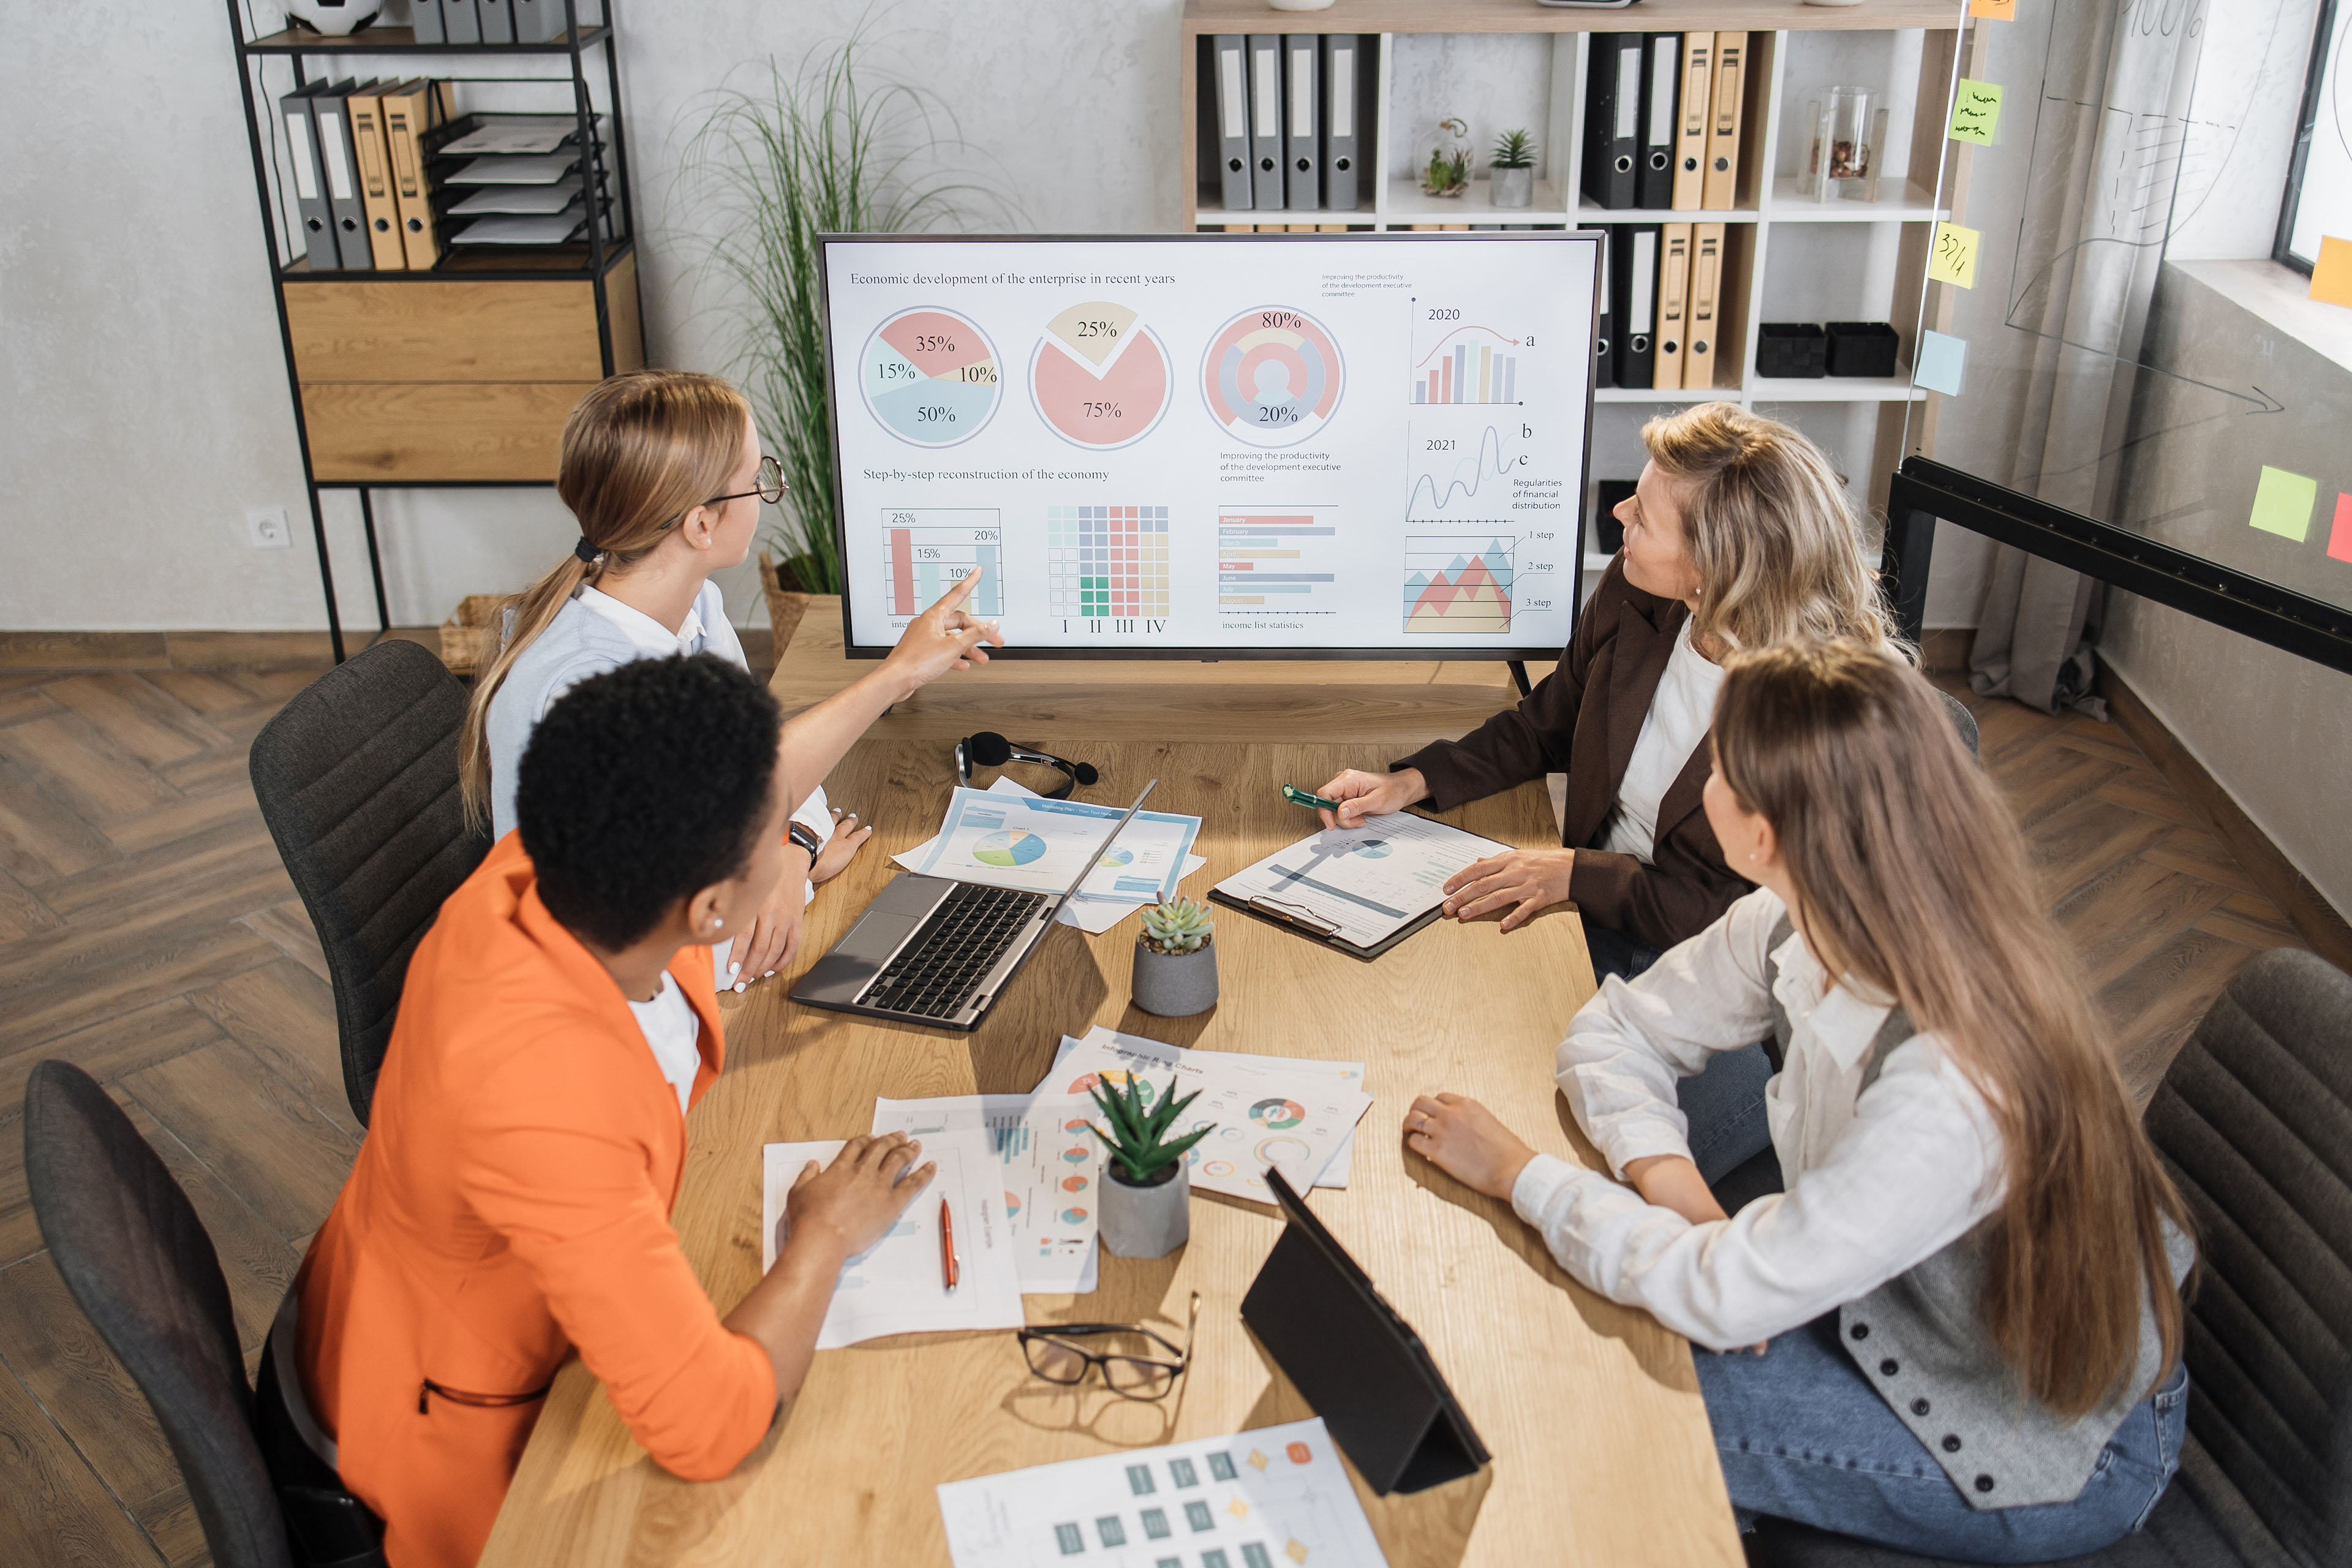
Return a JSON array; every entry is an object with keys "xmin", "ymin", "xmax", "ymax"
[
  {"xmin": 1929, "ymin": 222, "xmax": 1980, "ymax": 290},
  {"xmin": 1949, "ymin": 80, "xmax": 2003, "ymax": 146}
]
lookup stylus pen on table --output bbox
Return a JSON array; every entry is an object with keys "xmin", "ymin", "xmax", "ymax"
[{"xmin": 940, "ymin": 1197, "xmax": 959, "ymax": 1292}]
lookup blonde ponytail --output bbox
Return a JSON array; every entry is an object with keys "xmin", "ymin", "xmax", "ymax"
[{"xmin": 459, "ymin": 370, "xmax": 753, "ymax": 825}]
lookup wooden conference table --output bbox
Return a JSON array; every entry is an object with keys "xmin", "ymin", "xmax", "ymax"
[{"xmin": 478, "ymin": 620, "xmax": 1742, "ymax": 1568}]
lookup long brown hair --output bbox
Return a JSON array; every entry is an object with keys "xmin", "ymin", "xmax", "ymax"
[
  {"xmin": 458, "ymin": 370, "xmax": 752, "ymax": 823},
  {"xmin": 1713, "ymin": 641, "xmax": 2188, "ymax": 1419},
  {"xmin": 1640, "ymin": 402, "xmax": 1907, "ymax": 658}
]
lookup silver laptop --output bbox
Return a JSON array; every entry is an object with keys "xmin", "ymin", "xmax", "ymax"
[{"xmin": 791, "ymin": 781, "xmax": 1157, "ymax": 1032}]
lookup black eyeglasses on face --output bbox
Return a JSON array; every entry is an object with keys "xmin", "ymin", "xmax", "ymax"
[
  {"xmin": 1018, "ymin": 1290, "xmax": 1200, "ymax": 1401},
  {"xmin": 698, "ymin": 454, "xmax": 787, "ymax": 511}
]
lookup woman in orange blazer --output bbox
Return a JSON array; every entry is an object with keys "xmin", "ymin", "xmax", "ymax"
[{"xmin": 290, "ymin": 603, "xmax": 998, "ymax": 1564}]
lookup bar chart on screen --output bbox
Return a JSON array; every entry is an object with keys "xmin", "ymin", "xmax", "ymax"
[
  {"xmin": 1411, "ymin": 318, "xmax": 1525, "ymax": 406},
  {"xmin": 1218, "ymin": 506, "xmax": 1342, "ymax": 619},
  {"xmin": 881, "ymin": 509, "xmax": 1005, "ymax": 619}
]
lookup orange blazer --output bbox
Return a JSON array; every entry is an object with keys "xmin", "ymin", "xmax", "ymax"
[{"xmin": 296, "ymin": 832, "xmax": 774, "ymax": 1568}]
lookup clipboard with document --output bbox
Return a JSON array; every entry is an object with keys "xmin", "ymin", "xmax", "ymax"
[{"xmin": 1208, "ymin": 812, "xmax": 1510, "ymax": 961}]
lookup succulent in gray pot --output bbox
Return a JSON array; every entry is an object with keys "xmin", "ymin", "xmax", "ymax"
[
  {"xmin": 1490, "ymin": 128, "xmax": 1537, "ymax": 209},
  {"xmin": 1089, "ymin": 1075, "xmax": 1215, "ymax": 1259},
  {"xmin": 1133, "ymin": 897, "xmax": 1217, "ymax": 1017}
]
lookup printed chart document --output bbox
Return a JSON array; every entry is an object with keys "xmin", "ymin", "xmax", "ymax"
[
  {"xmin": 761, "ymin": 1132, "xmax": 1025, "ymax": 1348},
  {"xmin": 1046, "ymin": 1028, "xmax": 1371, "ymax": 1205},
  {"xmin": 937, "ymin": 1416, "xmax": 1388, "ymax": 1568},
  {"xmin": 1045, "ymin": 1031, "xmax": 1363, "ymax": 1188},
  {"xmin": 871, "ymin": 1095, "xmax": 1103, "ymax": 1295},
  {"xmin": 1214, "ymin": 812, "xmax": 1509, "ymax": 949},
  {"xmin": 894, "ymin": 775, "xmax": 1205, "ymax": 935},
  {"xmin": 914, "ymin": 787, "xmax": 1203, "ymax": 905}
]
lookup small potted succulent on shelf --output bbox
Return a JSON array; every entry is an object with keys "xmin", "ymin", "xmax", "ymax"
[
  {"xmin": 1133, "ymin": 897, "xmax": 1218, "ymax": 1017},
  {"xmin": 1490, "ymin": 128, "xmax": 1537, "ymax": 208},
  {"xmin": 1089, "ymin": 1075, "xmax": 1215, "ymax": 1259},
  {"xmin": 1422, "ymin": 118, "xmax": 1472, "ymax": 198}
]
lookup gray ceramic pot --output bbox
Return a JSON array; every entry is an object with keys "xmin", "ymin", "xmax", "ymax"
[
  {"xmin": 1133, "ymin": 939, "xmax": 1218, "ymax": 1017},
  {"xmin": 1491, "ymin": 167, "xmax": 1534, "ymax": 208},
  {"xmin": 1100, "ymin": 1159, "xmax": 1190, "ymax": 1258}
]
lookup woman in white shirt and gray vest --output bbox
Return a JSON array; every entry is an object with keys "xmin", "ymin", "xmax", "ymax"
[{"xmin": 1408, "ymin": 640, "xmax": 2194, "ymax": 1559}]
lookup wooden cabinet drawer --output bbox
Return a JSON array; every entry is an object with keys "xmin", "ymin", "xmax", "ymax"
[
  {"xmin": 301, "ymin": 382, "xmax": 598, "ymax": 481},
  {"xmin": 285, "ymin": 253, "xmax": 641, "ymax": 382}
]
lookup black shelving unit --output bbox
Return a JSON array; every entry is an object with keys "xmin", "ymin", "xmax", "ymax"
[{"xmin": 224, "ymin": 2, "xmax": 638, "ymax": 660}]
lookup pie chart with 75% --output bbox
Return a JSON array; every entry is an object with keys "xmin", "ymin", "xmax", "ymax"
[{"xmin": 861, "ymin": 307, "xmax": 1001, "ymax": 448}]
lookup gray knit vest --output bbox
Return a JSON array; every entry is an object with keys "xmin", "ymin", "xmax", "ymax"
[{"xmin": 1762, "ymin": 914, "xmax": 2192, "ymax": 1510}]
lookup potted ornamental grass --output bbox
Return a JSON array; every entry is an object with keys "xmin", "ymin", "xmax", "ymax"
[
  {"xmin": 1132, "ymin": 897, "xmax": 1217, "ymax": 1017},
  {"xmin": 1089, "ymin": 1075, "xmax": 1215, "ymax": 1259},
  {"xmin": 1490, "ymin": 128, "xmax": 1537, "ymax": 208}
]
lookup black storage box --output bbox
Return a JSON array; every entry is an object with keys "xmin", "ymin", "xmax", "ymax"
[
  {"xmin": 1755, "ymin": 323, "xmax": 1826, "ymax": 378},
  {"xmin": 1825, "ymin": 321, "xmax": 1899, "ymax": 377}
]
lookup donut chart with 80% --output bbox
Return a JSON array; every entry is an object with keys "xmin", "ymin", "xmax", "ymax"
[
  {"xmin": 1200, "ymin": 304, "xmax": 1344, "ymax": 447},
  {"xmin": 859, "ymin": 307, "xmax": 1001, "ymax": 447}
]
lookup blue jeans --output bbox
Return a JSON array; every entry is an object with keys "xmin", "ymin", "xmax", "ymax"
[
  {"xmin": 1582, "ymin": 920, "xmax": 1774, "ymax": 1186},
  {"xmin": 1696, "ymin": 1314, "xmax": 2188, "ymax": 1560}
]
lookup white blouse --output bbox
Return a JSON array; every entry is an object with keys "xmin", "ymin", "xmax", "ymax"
[
  {"xmin": 1509, "ymin": 887, "xmax": 2007, "ymax": 1351},
  {"xmin": 1599, "ymin": 617, "xmax": 1724, "ymax": 864}
]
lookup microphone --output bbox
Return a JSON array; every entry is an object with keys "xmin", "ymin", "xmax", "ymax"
[{"xmin": 965, "ymin": 731, "xmax": 1015, "ymax": 768}]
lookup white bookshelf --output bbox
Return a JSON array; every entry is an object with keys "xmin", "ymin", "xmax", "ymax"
[{"xmin": 1179, "ymin": 0, "xmax": 1979, "ymax": 590}]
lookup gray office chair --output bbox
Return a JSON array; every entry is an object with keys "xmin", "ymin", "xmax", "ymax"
[
  {"xmin": 24, "ymin": 1058, "xmax": 296, "ymax": 1568},
  {"xmin": 250, "ymin": 638, "xmax": 491, "ymax": 1125},
  {"xmin": 1744, "ymin": 946, "xmax": 2352, "ymax": 1567}
]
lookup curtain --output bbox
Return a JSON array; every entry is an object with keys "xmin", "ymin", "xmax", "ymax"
[{"xmin": 1969, "ymin": 0, "xmax": 2207, "ymax": 715}]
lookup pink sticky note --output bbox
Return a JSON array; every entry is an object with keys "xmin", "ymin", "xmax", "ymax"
[{"xmin": 2331, "ymin": 493, "xmax": 2352, "ymax": 564}]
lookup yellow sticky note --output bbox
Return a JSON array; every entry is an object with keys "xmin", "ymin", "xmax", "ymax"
[
  {"xmin": 1950, "ymin": 80, "xmax": 2003, "ymax": 145},
  {"xmin": 1970, "ymin": 0, "xmax": 2016, "ymax": 18},
  {"xmin": 2312, "ymin": 236, "xmax": 2352, "ymax": 307},
  {"xmin": 2250, "ymin": 466, "xmax": 2317, "ymax": 541},
  {"xmin": 1929, "ymin": 222, "xmax": 1980, "ymax": 290}
]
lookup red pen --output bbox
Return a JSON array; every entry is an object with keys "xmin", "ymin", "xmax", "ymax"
[{"xmin": 939, "ymin": 1197, "xmax": 960, "ymax": 1292}]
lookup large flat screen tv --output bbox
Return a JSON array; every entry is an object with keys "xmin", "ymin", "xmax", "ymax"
[{"xmin": 817, "ymin": 231, "xmax": 1600, "ymax": 661}]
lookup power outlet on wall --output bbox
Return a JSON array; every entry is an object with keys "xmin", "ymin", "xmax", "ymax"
[{"xmin": 246, "ymin": 507, "xmax": 292, "ymax": 548}]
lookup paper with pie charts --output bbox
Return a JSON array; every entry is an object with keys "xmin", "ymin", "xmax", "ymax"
[
  {"xmin": 935, "ymin": 1416, "xmax": 1388, "ymax": 1568},
  {"xmin": 912, "ymin": 786, "xmax": 1204, "ymax": 904},
  {"xmin": 871, "ymin": 1095, "xmax": 1104, "ymax": 1295},
  {"xmin": 1048, "ymin": 1028, "xmax": 1371, "ymax": 1205},
  {"xmin": 761, "ymin": 1132, "xmax": 1025, "ymax": 1348}
]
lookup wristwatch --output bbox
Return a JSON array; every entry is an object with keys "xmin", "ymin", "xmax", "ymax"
[{"xmin": 786, "ymin": 821, "xmax": 823, "ymax": 859}]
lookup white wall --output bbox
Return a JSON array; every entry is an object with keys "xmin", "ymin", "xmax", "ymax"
[{"xmin": 0, "ymin": 0, "xmax": 1182, "ymax": 633}]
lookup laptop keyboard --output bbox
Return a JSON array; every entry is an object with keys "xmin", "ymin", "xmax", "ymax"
[{"xmin": 859, "ymin": 883, "xmax": 1049, "ymax": 1019}]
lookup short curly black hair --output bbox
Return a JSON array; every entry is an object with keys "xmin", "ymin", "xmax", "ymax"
[{"xmin": 517, "ymin": 654, "xmax": 781, "ymax": 951}]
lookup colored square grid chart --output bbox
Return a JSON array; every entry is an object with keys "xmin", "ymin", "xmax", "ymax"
[
  {"xmin": 2249, "ymin": 466, "xmax": 2318, "ymax": 541},
  {"xmin": 1048, "ymin": 505, "xmax": 1170, "ymax": 620}
]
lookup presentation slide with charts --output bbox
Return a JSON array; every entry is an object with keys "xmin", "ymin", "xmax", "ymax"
[
  {"xmin": 822, "ymin": 234, "xmax": 1597, "ymax": 656},
  {"xmin": 936, "ymin": 1417, "xmax": 1389, "ymax": 1568}
]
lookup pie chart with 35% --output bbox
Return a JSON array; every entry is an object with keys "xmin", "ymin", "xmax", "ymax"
[{"xmin": 860, "ymin": 307, "xmax": 1001, "ymax": 448}]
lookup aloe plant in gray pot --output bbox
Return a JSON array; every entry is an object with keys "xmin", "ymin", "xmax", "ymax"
[{"xmin": 1089, "ymin": 1075, "xmax": 1215, "ymax": 1259}]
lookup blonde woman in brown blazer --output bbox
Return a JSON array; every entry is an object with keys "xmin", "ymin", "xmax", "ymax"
[{"xmin": 1317, "ymin": 404, "xmax": 1905, "ymax": 1177}]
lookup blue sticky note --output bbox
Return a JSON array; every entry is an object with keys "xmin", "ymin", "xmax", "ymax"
[{"xmin": 1913, "ymin": 329, "xmax": 1967, "ymax": 397}]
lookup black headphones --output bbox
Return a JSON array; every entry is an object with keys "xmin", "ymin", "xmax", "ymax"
[{"xmin": 954, "ymin": 731, "xmax": 1099, "ymax": 801}]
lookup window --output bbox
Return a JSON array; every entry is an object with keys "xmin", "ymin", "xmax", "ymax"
[{"xmin": 2278, "ymin": 0, "xmax": 2352, "ymax": 271}]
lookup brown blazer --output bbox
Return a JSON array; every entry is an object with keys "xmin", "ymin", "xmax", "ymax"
[{"xmin": 1393, "ymin": 556, "xmax": 1747, "ymax": 951}]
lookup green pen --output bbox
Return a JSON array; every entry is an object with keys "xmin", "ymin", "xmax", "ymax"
[{"xmin": 1281, "ymin": 784, "xmax": 1341, "ymax": 812}]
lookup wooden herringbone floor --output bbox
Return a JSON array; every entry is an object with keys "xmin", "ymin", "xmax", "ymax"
[{"xmin": 0, "ymin": 646, "xmax": 2311, "ymax": 1567}]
